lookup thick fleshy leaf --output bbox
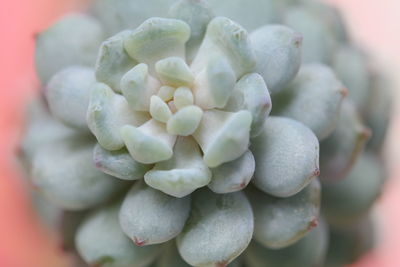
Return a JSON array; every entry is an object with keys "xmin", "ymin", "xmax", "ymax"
[
  {"xmin": 150, "ymin": 96, "xmax": 173, "ymax": 123},
  {"xmin": 31, "ymin": 135, "xmax": 126, "ymax": 210},
  {"xmin": 320, "ymin": 99, "xmax": 370, "ymax": 182},
  {"xmin": 244, "ymin": 220, "xmax": 328, "ymax": 267},
  {"xmin": 224, "ymin": 73, "xmax": 271, "ymax": 137},
  {"xmin": 119, "ymin": 182, "xmax": 191, "ymax": 245},
  {"xmin": 250, "ymin": 25, "xmax": 302, "ymax": 94},
  {"xmin": 283, "ymin": 6, "xmax": 337, "ymax": 64},
  {"xmin": 173, "ymin": 87, "xmax": 194, "ymax": 110},
  {"xmin": 124, "ymin": 18, "xmax": 190, "ymax": 73},
  {"xmin": 325, "ymin": 218, "xmax": 375, "ymax": 267},
  {"xmin": 333, "ymin": 45, "xmax": 370, "ymax": 112},
  {"xmin": 145, "ymin": 137, "xmax": 211, "ymax": 198},
  {"xmin": 193, "ymin": 109, "xmax": 252, "ymax": 168},
  {"xmin": 46, "ymin": 66, "xmax": 95, "ymax": 130},
  {"xmin": 208, "ymin": 150, "xmax": 255, "ymax": 194},
  {"xmin": 156, "ymin": 242, "xmax": 191, "ymax": 267},
  {"xmin": 169, "ymin": 0, "xmax": 215, "ymax": 62},
  {"xmin": 87, "ymin": 83, "xmax": 150, "ymax": 150},
  {"xmin": 272, "ymin": 64, "xmax": 346, "ymax": 140},
  {"xmin": 365, "ymin": 73, "xmax": 392, "ymax": 152},
  {"xmin": 93, "ymin": 144, "xmax": 151, "ymax": 180},
  {"xmin": 247, "ymin": 180, "xmax": 321, "ymax": 249},
  {"xmin": 322, "ymin": 153, "xmax": 385, "ymax": 226},
  {"xmin": 167, "ymin": 106, "xmax": 203, "ymax": 136},
  {"xmin": 155, "ymin": 57, "xmax": 194, "ymax": 87},
  {"xmin": 91, "ymin": 0, "xmax": 176, "ymax": 35},
  {"xmin": 121, "ymin": 63, "xmax": 161, "ymax": 111},
  {"xmin": 207, "ymin": 0, "xmax": 281, "ymax": 31},
  {"xmin": 251, "ymin": 117, "xmax": 319, "ymax": 197},
  {"xmin": 177, "ymin": 189, "xmax": 253, "ymax": 267},
  {"xmin": 76, "ymin": 203, "xmax": 161, "ymax": 267},
  {"xmin": 19, "ymin": 98, "xmax": 76, "ymax": 164},
  {"xmin": 192, "ymin": 57, "xmax": 236, "ymax": 109},
  {"xmin": 95, "ymin": 30, "xmax": 137, "ymax": 93},
  {"xmin": 121, "ymin": 120, "xmax": 177, "ymax": 164},
  {"xmin": 191, "ymin": 17, "xmax": 256, "ymax": 78},
  {"xmin": 157, "ymin": 85, "xmax": 175, "ymax": 102},
  {"xmin": 35, "ymin": 14, "xmax": 104, "ymax": 84}
]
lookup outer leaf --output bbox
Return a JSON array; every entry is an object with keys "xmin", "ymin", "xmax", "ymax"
[
  {"xmin": 93, "ymin": 144, "xmax": 151, "ymax": 180},
  {"xmin": 247, "ymin": 179, "xmax": 321, "ymax": 249},
  {"xmin": 156, "ymin": 242, "xmax": 191, "ymax": 267},
  {"xmin": 91, "ymin": 0, "xmax": 176, "ymax": 35},
  {"xmin": 272, "ymin": 64, "xmax": 346, "ymax": 140},
  {"xmin": 169, "ymin": 0, "xmax": 215, "ymax": 62},
  {"xmin": 76, "ymin": 203, "xmax": 161, "ymax": 267},
  {"xmin": 283, "ymin": 6, "xmax": 337, "ymax": 64},
  {"xmin": 119, "ymin": 182, "xmax": 191, "ymax": 245},
  {"xmin": 207, "ymin": 0, "xmax": 281, "ymax": 31},
  {"xmin": 31, "ymin": 135, "xmax": 126, "ymax": 210},
  {"xmin": 46, "ymin": 66, "xmax": 95, "ymax": 130},
  {"xmin": 322, "ymin": 153, "xmax": 385, "ymax": 226},
  {"xmin": 244, "ymin": 220, "xmax": 328, "ymax": 267},
  {"xmin": 177, "ymin": 189, "xmax": 253, "ymax": 267},
  {"xmin": 325, "ymin": 218, "xmax": 375, "ymax": 267},
  {"xmin": 251, "ymin": 116, "xmax": 319, "ymax": 197},
  {"xmin": 95, "ymin": 30, "xmax": 137, "ymax": 93},
  {"xmin": 250, "ymin": 25, "xmax": 302, "ymax": 94},
  {"xmin": 320, "ymin": 99, "xmax": 370, "ymax": 182},
  {"xmin": 208, "ymin": 150, "xmax": 255, "ymax": 194},
  {"xmin": 35, "ymin": 14, "xmax": 103, "ymax": 83},
  {"xmin": 333, "ymin": 45, "xmax": 370, "ymax": 112}
]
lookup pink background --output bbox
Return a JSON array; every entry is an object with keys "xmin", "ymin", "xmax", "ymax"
[{"xmin": 0, "ymin": 0, "xmax": 399, "ymax": 266}]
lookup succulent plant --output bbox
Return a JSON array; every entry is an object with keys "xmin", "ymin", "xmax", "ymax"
[{"xmin": 19, "ymin": 0, "xmax": 392, "ymax": 266}]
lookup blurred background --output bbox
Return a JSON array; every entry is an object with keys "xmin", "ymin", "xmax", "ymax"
[{"xmin": 0, "ymin": 0, "xmax": 399, "ymax": 266}]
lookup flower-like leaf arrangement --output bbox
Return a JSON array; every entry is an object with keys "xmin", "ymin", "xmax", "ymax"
[{"xmin": 20, "ymin": 0, "xmax": 391, "ymax": 267}]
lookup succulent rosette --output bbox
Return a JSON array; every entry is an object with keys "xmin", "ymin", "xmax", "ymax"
[{"xmin": 19, "ymin": 0, "xmax": 391, "ymax": 267}]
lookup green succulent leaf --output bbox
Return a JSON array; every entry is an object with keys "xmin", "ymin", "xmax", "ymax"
[
  {"xmin": 207, "ymin": 0, "xmax": 282, "ymax": 31},
  {"xmin": 76, "ymin": 203, "xmax": 162, "ymax": 267},
  {"xmin": 46, "ymin": 66, "xmax": 95, "ymax": 131},
  {"xmin": 272, "ymin": 63, "xmax": 346, "ymax": 140},
  {"xmin": 250, "ymin": 25, "xmax": 302, "ymax": 94},
  {"xmin": 177, "ymin": 189, "xmax": 254, "ymax": 267},
  {"xmin": 224, "ymin": 73, "xmax": 272, "ymax": 137},
  {"xmin": 193, "ymin": 57, "xmax": 236, "ymax": 109},
  {"xmin": 251, "ymin": 116, "xmax": 319, "ymax": 197},
  {"xmin": 247, "ymin": 179, "xmax": 321, "ymax": 249},
  {"xmin": 208, "ymin": 150, "xmax": 255, "ymax": 194},
  {"xmin": 325, "ymin": 218, "xmax": 375, "ymax": 267},
  {"xmin": 120, "ymin": 63, "xmax": 161, "ymax": 111},
  {"xmin": 193, "ymin": 109, "xmax": 252, "ymax": 168},
  {"xmin": 121, "ymin": 120, "xmax": 177, "ymax": 164},
  {"xmin": 244, "ymin": 220, "xmax": 328, "ymax": 267},
  {"xmin": 155, "ymin": 57, "xmax": 195, "ymax": 87},
  {"xmin": 119, "ymin": 182, "xmax": 191, "ymax": 245},
  {"xmin": 167, "ymin": 106, "xmax": 203, "ymax": 136},
  {"xmin": 35, "ymin": 14, "xmax": 104, "ymax": 84},
  {"xmin": 145, "ymin": 137, "xmax": 212, "ymax": 198},
  {"xmin": 95, "ymin": 30, "xmax": 137, "ymax": 93},
  {"xmin": 156, "ymin": 242, "xmax": 191, "ymax": 267},
  {"xmin": 283, "ymin": 6, "xmax": 337, "ymax": 64},
  {"xmin": 191, "ymin": 16, "xmax": 256, "ymax": 78},
  {"xmin": 93, "ymin": 144, "xmax": 151, "ymax": 181},
  {"xmin": 31, "ymin": 135, "xmax": 126, "ymax": 210},
  {"xmin": 320, "ymin": 99, "xmax": 370, "ymax": 182},
  {"xmin": 87, "ymin": 82, "xmax": 150, "ymax": 150},
  {"xmin": 322, "ymin": 153, "xmax": 385, "ymax": 226},
  {"xmin": 169, "ymin": 0, "xmax": 215, "ymax": 63},
  {"xmin": 124, "ymin": 17, "xmax": 191, "ymax": 73}
]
